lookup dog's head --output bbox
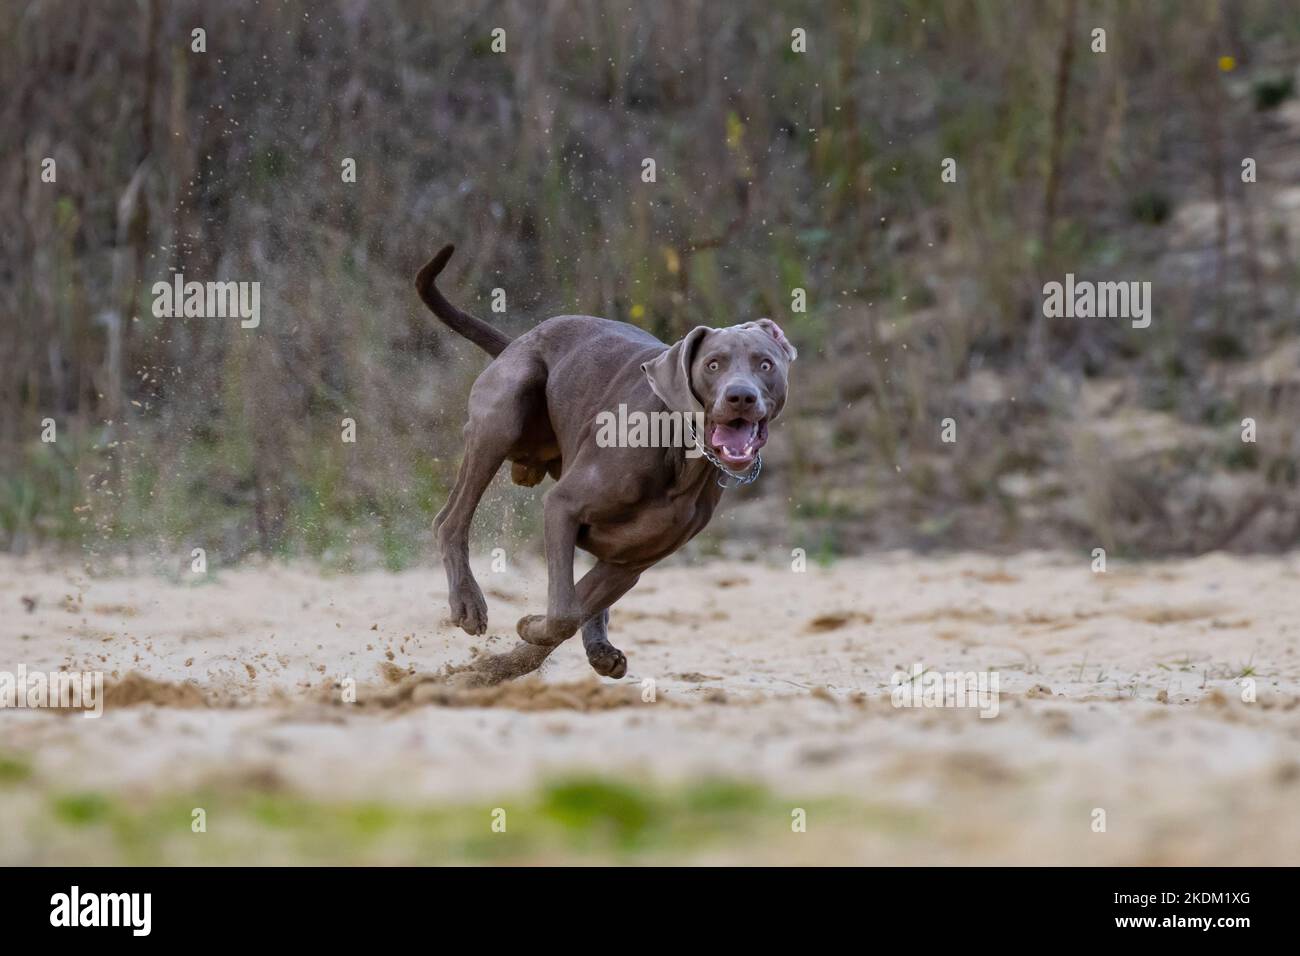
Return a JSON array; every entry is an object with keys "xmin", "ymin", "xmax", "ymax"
[{"xmin": 641, "ymin": 319, "xmax": 797, "ymax": 470}]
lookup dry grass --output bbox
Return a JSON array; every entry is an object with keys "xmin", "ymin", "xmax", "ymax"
[{"xmin": 2, "ymin": 0, "xmax": 1298, "ymax": 563}]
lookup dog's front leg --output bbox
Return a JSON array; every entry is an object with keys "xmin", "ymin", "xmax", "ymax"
[
  {"xmin": 518, "ymin": 537, "xmax": 644, "ymax": 653},
  {"xmin": 519, "ymin": 558, "xmax": 642, "ymax": 658},
  {"xmin": 517, "ymin": 489, "xmax": 582, "ymax": 646}
]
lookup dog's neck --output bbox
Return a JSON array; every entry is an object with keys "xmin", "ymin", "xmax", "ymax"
[{"xmin": 667, "ymin": 447, "xmax": 729, "ymax": 504}]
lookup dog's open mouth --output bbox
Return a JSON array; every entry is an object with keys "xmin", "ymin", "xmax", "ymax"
[{"xmin": 709, "ymin": 417, "xmax": 768, "ymax": 468}]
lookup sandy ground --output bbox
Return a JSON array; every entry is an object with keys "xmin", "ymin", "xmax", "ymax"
[{"xmin": 2, "ymin": 549, "xmax": 1299, "ymax": 864}]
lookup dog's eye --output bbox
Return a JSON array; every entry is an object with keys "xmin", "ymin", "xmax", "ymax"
[
  {"xmin": 707, "ymin": 360, "xmax": 720, "ymax": 372},
  {"xmin": 759, "ymin": 360, "xmax": 773, "ymax": 372}
]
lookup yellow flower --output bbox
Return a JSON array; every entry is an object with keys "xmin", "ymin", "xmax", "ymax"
[
  {"xmin": 662, "ymin": 246, "xmax": 680, "ymax": 275},
  {"xmin": 726, "ymin": 112, "xmax": 745, "ymax": 151},
  {"xmin": 1218, "ymin": 55, "xmax": 1236, "ymax": 72},
  {"xmin": 630, "ymin": 304, "xmax": 646, "ymax": 319}
]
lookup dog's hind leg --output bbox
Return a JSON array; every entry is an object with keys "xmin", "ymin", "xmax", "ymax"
[
  {"xmin": 581, "ymin": 609, "xmax": 627, "ymax": 679},
  {"xmin": 435, "ymin": 359, "xmax": 544, "ymax": 636},
  {"xmin": 434, "ymin": 431, "xmax": 504, "ymax": 635}
]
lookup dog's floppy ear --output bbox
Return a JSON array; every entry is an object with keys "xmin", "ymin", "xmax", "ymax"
[
  {"xmin": 748, "ymin": 318, "xmax": 797, "ymax": 361},
  {"xmin": 641, "ymin": 325, "xmax": 711, "ymax": 414}
]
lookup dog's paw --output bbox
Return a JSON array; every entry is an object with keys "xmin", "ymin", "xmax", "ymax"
[
  {"xmin": 449, "ymin": 582, "xmax": 488, "ymax": 635},
  {"xmin": 586, "ymin": 643, "xmax": 627, "ymax": 679},
  {"xmin": 516, "ymin": 614, "xmax": 563, "ymax": 646}
]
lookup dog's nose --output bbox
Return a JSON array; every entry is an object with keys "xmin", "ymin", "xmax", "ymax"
[{"xmin": 724, "ymin": 382, "xmax": 759, "ymax": 410}]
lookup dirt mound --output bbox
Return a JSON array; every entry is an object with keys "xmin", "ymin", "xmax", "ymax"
[
  {"xmin": 313, "ymin": 638, "xmax": 643, "ymax": 712},
  {"xmin": 443, "ymin": 642, "xmax": 558, "ymax": 687},
  {"xmin": 806, "ymin": 611, "xmax": 874, "ymax": 632},
  {"xmin": 365, "ymin": 674, "xmax": 645, "ymax": 712},
  {"xmin": 104, "ymin": 672, "xmax": 209, "ymax": 709}
]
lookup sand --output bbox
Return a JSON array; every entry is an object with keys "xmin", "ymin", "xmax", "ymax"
[{"xmin": 2, "ymin": 549, "xmax": 1298, "ymax": 864}]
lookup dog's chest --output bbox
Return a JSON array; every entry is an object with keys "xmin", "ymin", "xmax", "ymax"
[{"xmin": 579, "ymin": 491, "xmax": 718, "ymax": 563}]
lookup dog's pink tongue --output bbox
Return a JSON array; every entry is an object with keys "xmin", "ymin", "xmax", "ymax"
[{"xmin": 710, "ymin": 422, "xmax": 753, "ymax": 456}]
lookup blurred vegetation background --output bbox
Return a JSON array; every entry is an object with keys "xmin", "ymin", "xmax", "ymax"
[{"xmin": 2, "ymin": 0, "xmax": 1298, "ymax": 569}]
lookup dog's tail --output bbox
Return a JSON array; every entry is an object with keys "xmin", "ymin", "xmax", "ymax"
[{"xmin": 414, "ymin": 245, "xmax": 512, "ymax": 358}]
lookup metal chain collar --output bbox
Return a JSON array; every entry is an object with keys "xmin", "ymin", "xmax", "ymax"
[{"xmin": 685, "ymin": 421, "xmax": 763, "ymax": 488}]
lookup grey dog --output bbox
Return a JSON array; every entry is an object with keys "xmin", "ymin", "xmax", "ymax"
[{"xmin": 416, "ymin": 245, "xmax": 796, "ymax": 678}]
